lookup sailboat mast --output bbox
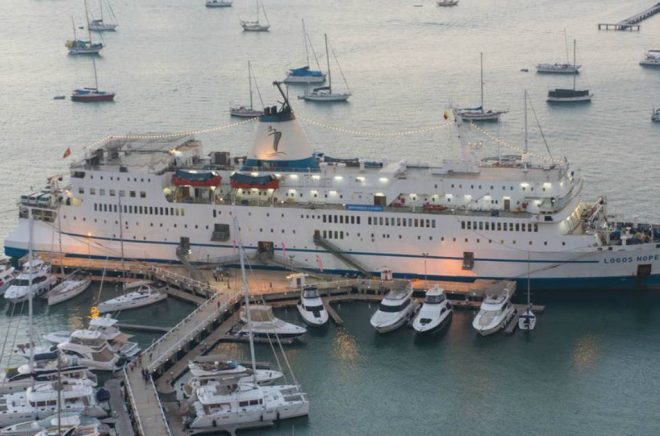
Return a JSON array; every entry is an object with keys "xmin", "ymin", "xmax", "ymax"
[
  {"xmin": 524, "ymin": 90, "xmax": 528, "ymax": 154},
  {"xmin": 564, "ymin": 29, "xmax": 569, "ymax": 64},
  {"xmin": 256, "ymin": 0, "xmax": 260, "ymax": 23},
  {"xmin": 236, "ymin": 219, "xmax": 258, "ymax": 381},
  {"xmin": 99, "ymin": 0, "xmax": 104, "ymax": 21},
  {"xmin": 27, "ymin": 212, "xmax": 34, "ymax": 376},
  {"xmin": 480, "ymin": 52, "xmax": 484, "ymax": 109},
  {"xmin": 573, "ymin": 39, "xmax": 576, "ymax": 90},
  {"xmin": 72, "ymin": 17, "xmax": 77, "ymax": 41},
  {"xmin": 248, "ymin": 61, "xmax": 254, "ymax": 110},
  {"xmin": 93, "ymin": 57, "xmax": 99, "ymax": 90},
  {"xmin": 84, "ymin": 0, "xmax": 93, "ymax": 42},
  {"xmin": 302, "ymin": 19, "xmax": 310, "ymax": 66},
  {"xmin": 325, "ymin": 34, "xmax": 331, "ymax": 92}
]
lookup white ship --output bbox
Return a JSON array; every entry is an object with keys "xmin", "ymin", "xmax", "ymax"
[{"xmin": 3, "ymin": 83, "xmax": 660, "ymax": 290}]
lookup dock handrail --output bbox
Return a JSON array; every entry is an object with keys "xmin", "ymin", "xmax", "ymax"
[
  {"xmin": 123, "ymin": 367, "xmax": 145, "ymax": 435},
  {"xmin": 150, "ymin": 376, "xmax": 173, "ymax": 436}
]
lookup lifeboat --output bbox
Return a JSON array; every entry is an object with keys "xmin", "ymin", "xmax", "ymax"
[
  {"xmin": 230, "ymin": 173, "xmax": 280, "ymax": 190},
  {"xmin": 172, "ymin": 169, "xmax": 221, "ymax": 187}
]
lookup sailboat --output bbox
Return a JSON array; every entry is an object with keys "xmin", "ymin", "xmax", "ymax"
[
  {"xmin": 88, "ymin": 0, "xmax": 118, "ymax": 32},
  {"xmin": 230, "ymin": 61, "xmax": 264, "ymax": 118},
  {"xmin": 518, "ymin": 252, "xmax": 537, "ymax": 331},
  {"xmin": 301, "ymin": 34, "xmax": 352, "ymax": 102},
  {"xmin": 71, "ymin": 58, "xmax": 115, "ymax": 102},
  {"xmin": 547, "ymin": 40, "xmax": 592, "ymax": 103},
  {"xmin": 186, "ymin": 218, "xmax": 310, "ymax": 431},
  {"xmin": 437, "ymin": 0, "xmax": 459, "ymax": 6},
  {"xmin": 206, "ymin": 0, "xmax": 233, "ymax": 7},
  {"xmin": 284, "ymin": 19, "xmax": 326, "ymax": 84},
  {"xmin": 457, "ymin": 53, "xmax": 506, "ymax": 121},
  {"xmin": 65, "ymin": 2, "xmax": 104, "ymax": 55},
  {"xmin": 240, "ymin": 0, "xmax": 270, "ymax": 32},
  {"xmin": 536, "ymin": 30, "xmax": 581, "ymax": 74}
]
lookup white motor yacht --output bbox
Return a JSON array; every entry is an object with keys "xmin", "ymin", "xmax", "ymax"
[
  {"xmin": 652, "ymin": 108, "xmax": 660, "ymax": 122},
  {"xmin": 0, "ymin": 353, "xmax": 97, "ymax": 394},
  {"xmin": 0, "ymin": 262, "xmax": 16, "ymax": 295},
  {"xmin": 472, "ymin": 288, "xmax": 516, "ymax": 336},
  {"xmin": 0, "ymin": 380, "xmax": 107, "ymax": 428},
  {"xmin": 45, "ymin": 274, "xmax": 91, "ymax": 306},
  {"xmin": 370, "ymin": 288, "xmax": 416, "ymax": 333},
  {"xmin": 44, "ymin": 315, "xmax": 140, "ymax": 359},
  {"xmin": 412, "ymin": 285, "xmax": 453, "ymax": 334},
  {"xmin": 187, "ymin": 382, "xmax": 309, "ymax": 431},
  {"xmin": 97, "ymin": 283, "xmax": 167, "ymax": 313},
  {"xmin": 238, "ymin": 305, "xmax": 307, "ymax": 339},
  {"xmin": 296, "ymin": 286, "xmax": 328, "ymax": 327},
  {"xmin": 1, "ymin": 413, "xmax": 108, "ymax": 436},
  {"xmin": 4, "ymin": 260, "xmax": 56, "ymax": 303},
  {"xmin": 57, "ymin": 330, "xmax": 124, "ymax": 371},
  {"xmin": 640, "ymin": 49, "xmax": 660, "ymax": 67}
]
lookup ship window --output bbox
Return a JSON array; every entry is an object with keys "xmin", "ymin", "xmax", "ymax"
[
  {"xmin": 322, "ymin": 230, "xmax": 327, "ymax": 238},
  {"xmin": 123, "ymin": 205, "xmax": 127, "ymax": 213},
  {"xmin": 149, "ymin": 207, "xmax": 153, "ymax": 215},
  {"xmin": 340, "ymin": 231, "xmax": 344, "ymax": 239},
  {"xmin": 414, "ymin": 219, "xmax": 418, "ymax": 227},
  {"xmin": 467, "ymin": 222, "xmax": 471, "ymax": 230},
  {"xmin": 485, "ymin": 222, "xmax": 489, "ymax": 231},
  {"xmin": 110, "ymin": 189, "xmax": 116, "ymax": 196},
  {"xmin": 100, "ymin": 189, "xmax": 105, "ymax": 196},
  {"xmin": 89, "ymin": 188, "xmax": 95, "ymax": 195},
  {"xmin": 160, "ymin": 207, "xmax": 164, "ymax": 215},
  {"xmin": 385, "ymin": 217, "xmax": 389, "ymax": 226},
  {"xmin": 378, "ymin": 217, "xmax": 383, "ymax": 225},
  {"xmin": 78, "ymin": 187, "xmax": 84, "ymax": 194},
  {"xmin": 323, "ymin": 215, "xmax": 327, "ymax": 223},
  {"xmin": 402, "ymin": 219, "xmax": 407, "ymax": 227},
  {"xmin": 502, "ymin": 223, "xmax": 507, "ymax": 231},
  {"xmin": 130, "ymin": 191, "xmax": 136, "ymax": 198},
  {"xmin": 529, "ymin": 241, "xmax": 532, "ymax": 245},
  {"xmin": 461, "ymin": 221, "xmax": 466, "ymax": 229},
  {"xmin": 351, "ymin": 216, "xmax": 355, "ymax": 224},
  {"xmin": 340, "ymin": 216, "xmax": 344, "ymax": 224},
  {"xmin": 396, "ymin": 218, "xmax": 401, "ymax": 226},
  {"xmin": 544, "ymin": 241, "xmax": 547, "ymax": 245},
  {"xmin": 94, "ymin": 204, "xmax": 97, "ymax": 211},
  {"xmin": 103, "ymin": 204, "xmax": 107, "ymax": 212},
  {"xmin": 334, "ymin": 231, "xmax": 338, "ymax": 239},
  {"xmin": 175, "ymin": 209, "xmax": 179, "ymax": 216},
  {"xmin": 113, "ymin": 205, "xmax": 117, "ymax": 212},
  {"xmin": 521, "ymin": 223, "xmax": 526, "ymax": 232},
  {"xmin": 497, "ymin": 222, "xmax": 501, "ymax": 231},
  {"xmin": 119, "ymin": 190, "xmax": 125, "ymax": 197},
  {"xmin": 334, "ymin": 215, "xmax": 338, "ymax": 223},
  {"xmin": 562, "ymin": 242, "xmax": 566, "ymax": 246},
  {"xmin": 534, "ymin": 224, "xmax": 538, "ymax": 232},
  {"xmin": 479, "ymin": 222, "xmax": 483, "ymax": 230},
  {"xmin": 515, "ymin": 223, "xmax": 520, "ymax": 231},
  {"xmin": 140, "ymin": 191, "xmax": 146, "ymax": 198}
]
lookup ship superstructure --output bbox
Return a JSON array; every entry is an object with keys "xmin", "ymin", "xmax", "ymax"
[{"xmin": 5, "ymin": 85, "xmax": 660, "ymax": 289}]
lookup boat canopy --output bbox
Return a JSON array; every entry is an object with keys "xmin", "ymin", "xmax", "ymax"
[
  {"xmin": 172, "ymin": 169, "xmax": 221, "ymax": 187},
  {"xmin": 289, "ymin": 66, "xmax": 324, "ymax": 77},
  {"xmin": 230, "ymin": 172, "xmax": 280, "ymax": 190},
  {"xmin": 548, "ymin": 88, "xmax": 590, "ymax": 98}
]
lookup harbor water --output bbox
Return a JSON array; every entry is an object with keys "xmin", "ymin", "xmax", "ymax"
[{"xmin": 1, "ymin": 0, "xmax": 660, "ymax": 434}]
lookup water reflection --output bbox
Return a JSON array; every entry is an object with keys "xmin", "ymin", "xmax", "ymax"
[
  {"xmin": 332, "ymin": 327, "xmax": 361, "ymax": 367},
  {"xmin": 572, "ymin": 334, "xmax": 600, "ymax": 371}
]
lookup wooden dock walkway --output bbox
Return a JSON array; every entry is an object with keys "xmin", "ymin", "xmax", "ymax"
[
  {"xmin": 104, "ymin": 378, "xmax": 135, "ymax": 436},
  {"xmin": 598, "ymin": 2, "xmax": 660, "ymax": 31}
]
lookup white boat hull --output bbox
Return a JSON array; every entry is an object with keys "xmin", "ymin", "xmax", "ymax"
[
  {"xmin": 296, "ymin": 303, "xmax": 329, "ymax": 327},
  {"xmin": 301, "ymin": 92, "xmax": 351, "ymax": 102},
  {"xmin": 97, "ymin": 291, "xmax": 167, "ymax": 313},
  {"xmin": 284, "ymin": 75, "xmax": 326, "ymax": 84},
  {"xmin": 412, "ymin": 309, "xmax": 452, "ymax": 334},
  {"xmin": 473, "ymin": 306, "xmax": 516, "ymax": 336},
  {"xmin": 46, "ymin": 278, "xmax": 91, "ymax": 306}
]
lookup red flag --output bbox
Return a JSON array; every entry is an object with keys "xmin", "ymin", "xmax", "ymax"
[
  {"xmin": 281, "ymin": 242, "xmax": 286, "ymax": 258},
  {"xmin": 62, "ymin": 147, "xmax": 72, "ymax": 159},
  {"xmin": 232, "ymin": 240, "xmax": 237, "ymax": 252},
  {"xmin": 315, "ymin": 254, "xmax": 324, "ymax": 272}
]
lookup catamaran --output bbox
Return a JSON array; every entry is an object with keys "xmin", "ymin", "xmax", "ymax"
[
  {"xmin": 457, "ymin": 53, "xmax": 507, "ymax": 121},
  {"xmin": 301, "ymin": 34, "xmax": 351, "ymax": 102},
  {"xmin": 284, "ymin": 19, "xmax": 326, "ymax": 84},
  {"xmin": 230, "ymin": 61, "xmax": 264, "ymax": 118},
  {"xmin": 240, "ymin": 0, "xmax": 270, "ymax": 32}
]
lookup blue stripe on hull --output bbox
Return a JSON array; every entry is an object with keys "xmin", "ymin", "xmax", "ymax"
[{"xmin": 5, "ymin": 246, "xmax": 659, "ymax": 291}]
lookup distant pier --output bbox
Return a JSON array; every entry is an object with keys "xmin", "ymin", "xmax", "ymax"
[{"xmin": 598, "ymin": 2, "xmax": 660, "ymax": 31}]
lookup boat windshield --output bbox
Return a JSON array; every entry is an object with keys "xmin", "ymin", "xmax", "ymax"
[
  {"xmin": 302, "ymin": 287, "xmax": 320, "ymax": 299},
  {"xmin": 425, "ymin": 294, "xmax": 446, "ymax": 304},
  {"xmin": 378, "ymin": 299, "xmax": 410, "ymax": 313},
  {"xmin": 303, "ymin": 304, "xmax": 323, "ymax": 312}
]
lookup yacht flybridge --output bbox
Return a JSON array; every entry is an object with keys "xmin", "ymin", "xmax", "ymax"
[
  {"xmin": 296, "ymin": 285, "xmax": 329, "ymax": 327},
  {"xmin": 412, "ymin": 285, "xmax": 452, "ymax": 334},
  {"xmin": 472, "ymin": 286, "xmax": 516, "ymax": 336},
  {"xmin": 4, "ymin": 82, "xmax": 660, "ymax": 290},
  {"xmin": 370, "ymin": 288, "xmax": 416, "ymax": 333}
]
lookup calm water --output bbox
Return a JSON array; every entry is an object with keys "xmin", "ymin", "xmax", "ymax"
[{"xmin": 1, "ymin": 0, "xmax": 660, "ymax": 434}]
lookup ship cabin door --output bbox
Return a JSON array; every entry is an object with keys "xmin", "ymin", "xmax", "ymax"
[
  {"xmin": 462, "ymin": 252, "xmax": 474, "ymax": 270},
  {"xmin": 257, "ymin": 241, "xmax": 274, "ymax": 257},
  {"xmin": 374, "ymin": 194, "xmax": 386, "ymax": 207},
  {"xmin": 637, "ymin": 264, "xmax": 652, "ymax": 278},
  {"xmin": 503, "ymin": 198, "xmax": 511, "ymax": 211}
]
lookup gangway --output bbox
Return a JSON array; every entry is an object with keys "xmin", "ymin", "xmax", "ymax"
[{"xmin": 313, "ymin": 232, "xmax": 370, "ymax": 277}]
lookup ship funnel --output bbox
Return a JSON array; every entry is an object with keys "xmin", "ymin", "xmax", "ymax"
[{"xmin": 243, "ymin": 82, "xmax": 318, "ymax": 172}]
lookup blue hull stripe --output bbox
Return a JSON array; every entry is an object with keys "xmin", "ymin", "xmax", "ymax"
[
  {"xmin": 4, "ymin": 246, "xmax": 659, "ymax": 291},
  {"xmin": 39, "ymin": 231, "xmax": 600, "ymax": 265}
]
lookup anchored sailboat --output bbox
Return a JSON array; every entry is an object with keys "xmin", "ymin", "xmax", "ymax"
[
  {"xmin": 457, "ymin": 52, "xmax": 506, "ymax": 121},
  {"xmin": 301, "ymin": 34, "xmax": 351, "ymax": 102},
  {"xmin": 230, "ymin": 61, "xmax": 264, "ymax": 118},
  {"xmin": 65, "ymin": 1, "xmax": 104, "ymax": 55},
  {"xmin": 88, "ymin": 0, "xmax": 118, "ymax": 32},
  {"xmin": 206, "ymin": 0, "xmax": 233, "ymax": 7},
  {"xmin": 71, "ymin": 58, "xmax": 115, "ymax": 102},
  {"xmin": 240, "ymin": 0, "xmax": 270, "ymax": 32},
  {"xmin": 547, "ymin": 40, "xmax": 592, "ymax": 103},
  {"xmin": 536, "ymin": 30, "xmax": 580, "ymax": 74},
  {"xmin": 284, "ymin": 19, "xmax": 326, "ymax": 84}
]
